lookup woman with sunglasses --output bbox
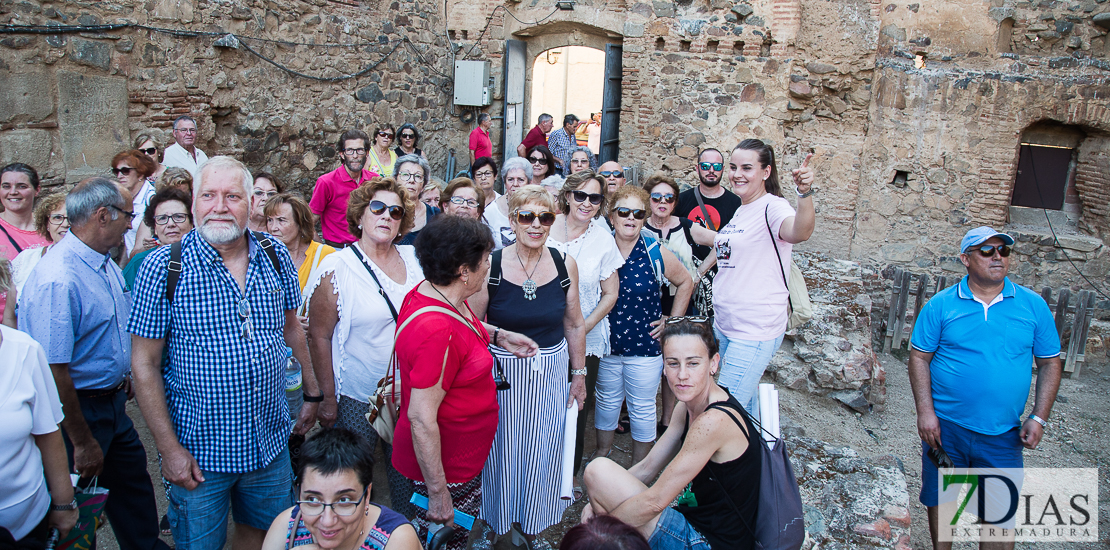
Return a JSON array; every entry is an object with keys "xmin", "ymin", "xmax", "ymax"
[
  {"xmin": 469, "ymin": 185, "xmax": 588, "ymax": 549},
  {"xmin": 548, "ymin": 171, "xmax": 623, "ymax": 478},
  {"xmin": 394, "ymin": 123, "xmax": 425, "ymax": 159},
  {"xmin": 261, "ymin": 428, "xmax": 420, "ymax": 550},
  {"xmin": 367, "ymin": 125, "xmax": 398, "ymax": 177},
  {"xmin": 470, "ymin": 157, "xmax": 499, "ymax": 210},
  {"xmin": 307, "ymin": 177, "xmax": 424, "ymax": 516},
  {"xmin": 596, "ymin": 186, "xmax": 692, "ymax": 464},
  {"xmin": 526, "ymin": 146, "xmax": 557, "ymax": 187},
  {"xmin": 642, "ymin": 174, "xmax": 718, "ymax": 316},
  {"xmin": 111, "ymin": 149, "xmax": 159, "ymax": 258},
  {"xmin": 134, "ymin": 132, "xmax": 167, "ymax": 183},
  {"xmin": 121, "ymin": 187, "xmax": 194, "ymax": 290},
  {"xmin": 483, "ymin": 157, "xmax": 532, "ymax": 251},
  {"xmin": 394, "ymin": 215, "xmax": 537, "ymax": 550},
  {"xmin": 2, "ymin": 192, "xmax": 70, "ymax": 329},
  {"xmin": 713, "ymin": 139, "xmax": 815, "ymax": 414},
  {"xmin": 568, "ymin": 146, "xmax": 596, "ymax": 175},
  {"xmin": 582, "ymin": 318, "xmax": 760, "ymax": 550},
  {"xmin": 439, "ymin": 177, "xmax": 486, "ymax": 221},
  {"xmin": 393, "ymin": 155, "xmax": 440, "ymax": 245}
]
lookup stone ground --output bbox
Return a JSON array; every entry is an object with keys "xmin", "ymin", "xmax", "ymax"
[{"xmin": 97, "ymin": 350, "xmax": 1110, "ymax": 549}]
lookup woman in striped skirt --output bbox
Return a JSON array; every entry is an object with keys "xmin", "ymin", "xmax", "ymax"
[{"xmin": 470, "ymin": 185, "xmax": 588, "ymax": 548}]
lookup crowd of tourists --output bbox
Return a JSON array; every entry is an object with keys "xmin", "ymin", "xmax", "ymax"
[{"xmin": 4, "ymin": 110, "xmax": 830, "ymax": 550}]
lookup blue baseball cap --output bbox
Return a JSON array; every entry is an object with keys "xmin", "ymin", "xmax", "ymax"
[{"xmin": 960, "ymin": 226, "xmax": 1015, "ymax": 253}]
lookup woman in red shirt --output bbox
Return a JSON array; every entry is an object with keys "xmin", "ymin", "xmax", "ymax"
[{"xmin": 392, "ymin": 216, "xmax": 536, "ymax": 550}]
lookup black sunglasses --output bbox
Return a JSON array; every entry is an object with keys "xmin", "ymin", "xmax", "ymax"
[
  {"xmin": 529, "ymin": 156, "xmax": 549, "ymax": 165},
  {"xmin": 650, "ymin": 193, "xmax": 676, "ymax": 204},
  {"xmin": 612, "ymin": 207, "xmax": 647, "ymax": 220},
  {"xmin": 699, "ymin": 162, "xmax": 724, "ymax": 171},
  {"xmin": 377, "ymin": 131, "xmax": 394, "ymax": 138},
  {"xmin": 112, "ymin": 166, "xmax": 134, "ymax": 176},
  {"xmin": 515, "ymin": 210, "xmax": 556, "ymax": 226},
  {"xmin": 368, "ymin": 200, "xmax": 405, "ymax": 220},
  {"xmin": 570, "ymin": 190, "xmax": 603, "ymax": 205},
  {"xmin": 665, "ymin": 315, "xmax": 711, "ymax": 325},
  {"xmin": 598, "ymin": 170, "xmax": 624, "ymax": 178},
  {"xmin": 139, "ymin": 147, "xmax": 158, "ymax": 156},
  {"xmin": 970, "ymin": 244, "xmax": 1011, "ymax": 258},
  {"xmin": 400, "ymin": 133, "xmax": 415, "ymax": 139}
]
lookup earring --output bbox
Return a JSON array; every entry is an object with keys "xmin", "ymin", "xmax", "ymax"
[{"xmin": 358, "ymin": 224, "xmax": 363, "ymax": 230}]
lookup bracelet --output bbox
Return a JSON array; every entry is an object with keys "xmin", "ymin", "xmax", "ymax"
[
  {"xmin": 50, "ymin": 498, "xmax": 77, "ymax": 512},
  {"xmin": 797, "ymin": 188, "xmax": 816, "ymax": 198},
  {"xmin": 1027, "ymin": 414, "xmax": 1047, "ymax": 429},
  {"xmin": 303, "ymin": 392, "xmax": 325, "ymax": 403},
  {"xmin": 570, "ymin": 368, "xmax": 587, "ymax": 376},
  {"xmin": 493, "ymin": 327, "xmax": 500, "ymax": 346}
]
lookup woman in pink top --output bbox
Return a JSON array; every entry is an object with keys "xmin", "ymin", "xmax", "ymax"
[
  {"xmin": 710, "ymin": 139, "xmax": 815, "ymax": 413},
  {"xmin": 0, "ymin": 164, "xmax": 51, "ymax": 321}
]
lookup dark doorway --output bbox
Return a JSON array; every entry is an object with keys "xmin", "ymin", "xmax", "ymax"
[{"xmin": 1011, "ymin": 143, "xmax": 1076, "ymax": 210}]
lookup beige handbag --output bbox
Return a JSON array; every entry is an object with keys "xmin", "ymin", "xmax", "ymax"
[{"xmin": 764, "ymin": 205, "xmax": 813, "ymax": 330}]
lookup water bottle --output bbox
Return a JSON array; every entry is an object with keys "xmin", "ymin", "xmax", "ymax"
[{"xmin": 284, "ymin": 346, "xmax": 303, "ymax": 424}]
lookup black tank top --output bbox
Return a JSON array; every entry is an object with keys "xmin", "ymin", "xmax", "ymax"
[
  {"xmin": 486, "ymin": 247, "xmax": 568, "ymax": 348},
  {"xmin": 675, "ymin": 392, "xmax": 761, "ymax": 550}
]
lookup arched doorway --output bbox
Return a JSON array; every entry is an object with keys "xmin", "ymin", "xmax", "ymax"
[{"xmin": 529, "ymin": 46, "xmax": 605, "ymax": 156}]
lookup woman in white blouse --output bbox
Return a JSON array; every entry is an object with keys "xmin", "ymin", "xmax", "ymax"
[
  {"xmin": 306, "ymin": 177, "xmax": 424, "ymax": 517},
  {"xmin": 547, "ymin": 170, "xmax": 624, "ymax": 482}
]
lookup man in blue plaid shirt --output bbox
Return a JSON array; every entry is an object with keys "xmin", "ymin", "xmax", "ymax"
[
  {"xmin": 546, "ymin": 113, "xmax": 579, "ymax": 175},
  {"xmin": 128, "ymin": 156, "xmax": 322, "ymax": 550}
]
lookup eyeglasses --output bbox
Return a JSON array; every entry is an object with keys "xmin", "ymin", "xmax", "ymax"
[
  {"xmin": 396, "ymin": 172, "xmax": 425, "ymax": 183},
  {"xmin": 174, "ymin": 127, "xmax": 198, "ymax": 134},
  {"xmin": 970, "ymin": 244, "xmax": 1012, "ymax": 258},
  {"xmin": 699, "ymin": 162, "xmax": 724, "ymax": 171},
  {"xmin": 238, "ymin": 299, "xmax": 253, "ymax": 341},
  {"xmin": 570, "ymin": 190, "xmax": 604, "ymax": 205},
  {"xmin": 108, "ymin": 204, "xmax": 136, "ymax": 221},
  {"xmin": 112, "ymin": 166, "xmax": 134, "ymax": 177},
  {"xmin": 598, "ymin": 170, "xmax": 624, "ymax": 178},
  {"xmin": 400, "ymin": 133, "xmax": 416, "ymax": 139},
  {"xmin": 139, "ymin": 147, "xmax": 158, "ymax": 155},
  {"xmin": 612, "ymin": 207, "xmax": 647, "ymax": 220},
  {"xmin": 368, "ymin": 200, "xmax": 405, "ymax": 220},
  {"xmin": 48, "ymin": 214, "xmax": 69, "ymax": 226},
  {"xmin": 650, "ymin": 193, "xmax": 676, "ymax": 204},
  {"xmin": 473, "ymin": 170, "xmax": 495, "ymax": 179},
  {"xmin": 665, "ymin": 315, "xmax": 711, "ymax": 325},
  {"xmin": 297, "ymin": 490, "xmax": 366, "ymax": 517},
  {"xmin": 253, "ymin": 189, "xmax": 278, "ymax": 199},
  {"xmin": 529, "ymin": 157, "xmax": 549, "ymax": 165},
  {"xmin": 343, "ymin": 147, "xmax": 366, "ymax": 156},
  {"xmin": 514, "ymin": 210, "xmax": 556, "ymax": 226},
  {"xmin": 154, "ymin": 213, "xmax": 189, "ymax": 225},
  {"xmin": 377, "ymin": 131, "xmax": 394, "ymax": 139},
  {"xmin": 449, "ymin": 196, "xmax": 479, "ymax": 208}
]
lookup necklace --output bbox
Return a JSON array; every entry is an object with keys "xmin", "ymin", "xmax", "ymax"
[
  {"xmin": 516, "ymin": 248, "xmax": 541, "ymax": 300},
  {"xmin": 429, "ymin": 282, "xmax": 471, "ymax": 325}
]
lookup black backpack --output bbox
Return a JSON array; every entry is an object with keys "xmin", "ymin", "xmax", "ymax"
[
  {"xmin": 165, "ymin": 232, "xmax": 283, "ymax": 303},
  {"xmin": 487, "ymin": 247, "xmax": 571, "ymax": 300}
]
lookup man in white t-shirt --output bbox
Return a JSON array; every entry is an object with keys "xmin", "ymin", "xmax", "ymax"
[{"xmin": 161, "ymin": 116, "xmax": 209, "ymax": 179}]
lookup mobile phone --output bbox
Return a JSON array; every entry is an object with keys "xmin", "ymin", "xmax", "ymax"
[{"xmin": 927, "ymin": 446, "xmax": 954, "ymax": 469}]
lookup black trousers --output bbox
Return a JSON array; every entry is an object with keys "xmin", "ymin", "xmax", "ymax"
[
  {"xmin": 62, "ymin": 391, "xmax": 170, "ymax": 550},
  {"xmin": 572, "ymin": 355, "xmax": 601, "ymax": 474}
]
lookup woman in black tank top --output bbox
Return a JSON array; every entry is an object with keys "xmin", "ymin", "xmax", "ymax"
[{"xmin": 579, "ymin": 318, "xmax": 760, "ymax": 550}]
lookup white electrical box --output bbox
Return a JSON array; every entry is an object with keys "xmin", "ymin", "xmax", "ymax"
[{"xmin": 454, "ymin": 60, "xmax": 491, "ymax": 106}]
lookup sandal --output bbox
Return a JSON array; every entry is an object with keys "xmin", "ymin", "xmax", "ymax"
[
  {"xmin": 573, "ymin": 485, "xmax": 585, "ymax": 500},
  {"xmin": 615, "ymin": 416, "xmax": 631, "ymax": 435},
  {"xmin": 160, "ymin": 513, "xmax": 172, "ymax": 536}
]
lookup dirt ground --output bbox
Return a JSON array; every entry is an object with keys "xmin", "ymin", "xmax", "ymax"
[{"xmin": 98, "ymin": 350, "xmax": 1109, "ymax": 549}]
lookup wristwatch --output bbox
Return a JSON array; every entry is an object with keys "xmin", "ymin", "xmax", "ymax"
[
  {"xmin": 570, "ymin": 368, "xmax": 587, "ymax": 376},
  {"xmin": 797, "ymin": 188, "xmax": 817, "ymax": 198},
  {"xmin": 50, "ymin": 498, "xmax": 77, "ymax": 512},
  {"xmin": 1027, "ymin": 414, "xmax": 1047, "ymax": 429}
]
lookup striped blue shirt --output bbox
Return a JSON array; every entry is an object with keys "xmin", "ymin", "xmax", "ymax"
[{"xmin": 127, "ymin": 230, "xmax": 300, "ymax": 473}]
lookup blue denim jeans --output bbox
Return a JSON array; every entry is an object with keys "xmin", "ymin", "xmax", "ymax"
[
  {"xmin": 166, "ymin": 447, "xmax": 293, "ymax": 550},
  {"xmin": 713, "ymin": 326, "xmax": 783, "ymax": 415},
  {"xmin": 648, "ymin": 508, "xmax": 711, "ymax": 550}
]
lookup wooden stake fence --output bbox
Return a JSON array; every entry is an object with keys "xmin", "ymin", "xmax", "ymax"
[{"xmin": 882, "ymin": 267, "xmax": 1096, "ymax": 375}]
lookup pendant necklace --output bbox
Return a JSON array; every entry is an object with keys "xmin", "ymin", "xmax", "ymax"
[{"xmin": 517, "ymin": 249, "xmax": 540, "ymax": 300}]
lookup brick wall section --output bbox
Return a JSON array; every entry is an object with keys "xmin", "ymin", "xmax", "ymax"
[
  {"xmin": 129, "ymin": 91, "xmax": 213, "ymax": 132},
  {"xmin": 1075, "ymin": 138, "xmax": 1110, "ymax": 239}
]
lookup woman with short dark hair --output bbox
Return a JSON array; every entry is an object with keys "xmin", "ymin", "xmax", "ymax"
[
  {"xmin": 261, "ymin": 428, "xmax": 420, "ymax": 550},
  {"xmin": 121, "ymin": 187, "xmax": 194, "ymax": 289},
  {"xmin": 559, "ymin": 516, "xmax": 650, "ymax": 550},
  {"xmin": 439, "ymin": 177, "xmax": 485, "ymax": 220},
  {"xmin": 527, "ymin": 146, "xmax": 556, "ymax": 187},
  {"xmin": 470, "ymin": 157, "xmax": 499, "ymax": 210}
]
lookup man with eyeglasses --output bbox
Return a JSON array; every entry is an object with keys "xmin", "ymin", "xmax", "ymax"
[
  {"xmin": 517, "ymin": 113, "xmax": 554, "ymax": 157},
  {"xmin": 309, "ymin": 129, "xmax": 377, "ymax": 247},
  {"xmin": 674, "ymin": 148, "xmax": 741, "ymax": 315},
  {"xmin": 162, "ymin": 115, "xmax": 209, "ymax": 180},
  {"xmin": 128, "ymin": 156, "xmax": 321, "ymax": 549},
  {"xmin": 547, "ymin": 114, "xmax": 579, "ymax": 175},
  {"xmin": 597, "ymin": 160, "xmax": 626, "ymax": 193},
  {"xmin": 20, "ymin": 178, "xmax": 170, "ymax": 550},
  {"xmin": 909, "ymin": 227, "xmax": 1062, "ymax": 549}
]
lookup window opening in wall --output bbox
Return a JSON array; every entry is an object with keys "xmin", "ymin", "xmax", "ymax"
[
  {"xmin": 707, "ymin": 40, "xmax": 719, "ymax": 53},
  {"xmin": 461, "ymin": 30, "xmax": 469, "ymax": 40},
  {"xmin": 1011, "ymin": 143, "xmax": 1076, "ymax": 211},
  {"xmin": 733, "ymin": 41, "xmax": 745, "ymax": 55},
  {"xmin": 997, "ymin": 17, "xmax": 1014, "ymax": 54},
  {"xmin": 680, "ymin": 40, "xmax": 691, "ymax": 52},
  {"xmin": 449, "ymin": 29, "xmax": 457, "ymax": 40},
  {"xmin": 890, "ymin": 170, "xmax": 909, "ymax": 188},
  {"xmin": 655, "ymin": 38, "xmax": 665, "ymax": 51}
]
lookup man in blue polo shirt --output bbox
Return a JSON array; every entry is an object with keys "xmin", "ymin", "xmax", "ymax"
[{"xmin": 909, "ymin": 226, "xmax": 1062, "ymax": 549}]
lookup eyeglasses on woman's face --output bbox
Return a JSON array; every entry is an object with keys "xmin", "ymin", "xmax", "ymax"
[
  {"xmin": 396, "ymin": 171, "xmax": 425, "ymax": 184},
  {"xmin": 155, "ymin": 213, "xmax": 189, "ymax": 225},
  {"xmin": 368, "ymin": 199, "xmax": 405, "ymax": 220},
  {"xmin": 48, "ymin": 214, "xmax": 70, "ymax": 226},
  {"xmin": 139, "ymin": 147, "xmax": 158, "ymax": 156},
  {"xmin": 400, "ymin": 133, "xmax": 415, "ymax": 140},
  {"xmin": 529, "ymin": 156, "xmax": 549, "ymax": 166},
  {"xmin": 449, "ymin": 196, "xmax": 479, "ymax": 208},
  {"xmin": 296, "ymin": 489, "xmax": 367, "ymax": 517}
]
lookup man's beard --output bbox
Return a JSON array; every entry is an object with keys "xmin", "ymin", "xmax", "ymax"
[
  {"xmin": 345, "ymin": 156, "xmax": 366, "ymax": 174},
  {"xmin": 699, "ymin": 172, "xmax": 721, "ymax": 187},
  {"xmin": 197, "ymin": 215, "xmax": 244, "ymax": 245}
]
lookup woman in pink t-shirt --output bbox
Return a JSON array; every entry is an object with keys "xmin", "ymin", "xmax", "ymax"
[
  {"xmin": 710, "ymin": 139, "xmax": 816, "ymax": 413},
  {"xmin": 0, "ymin": 164, "xmax": 51, "ymax": 321}
]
